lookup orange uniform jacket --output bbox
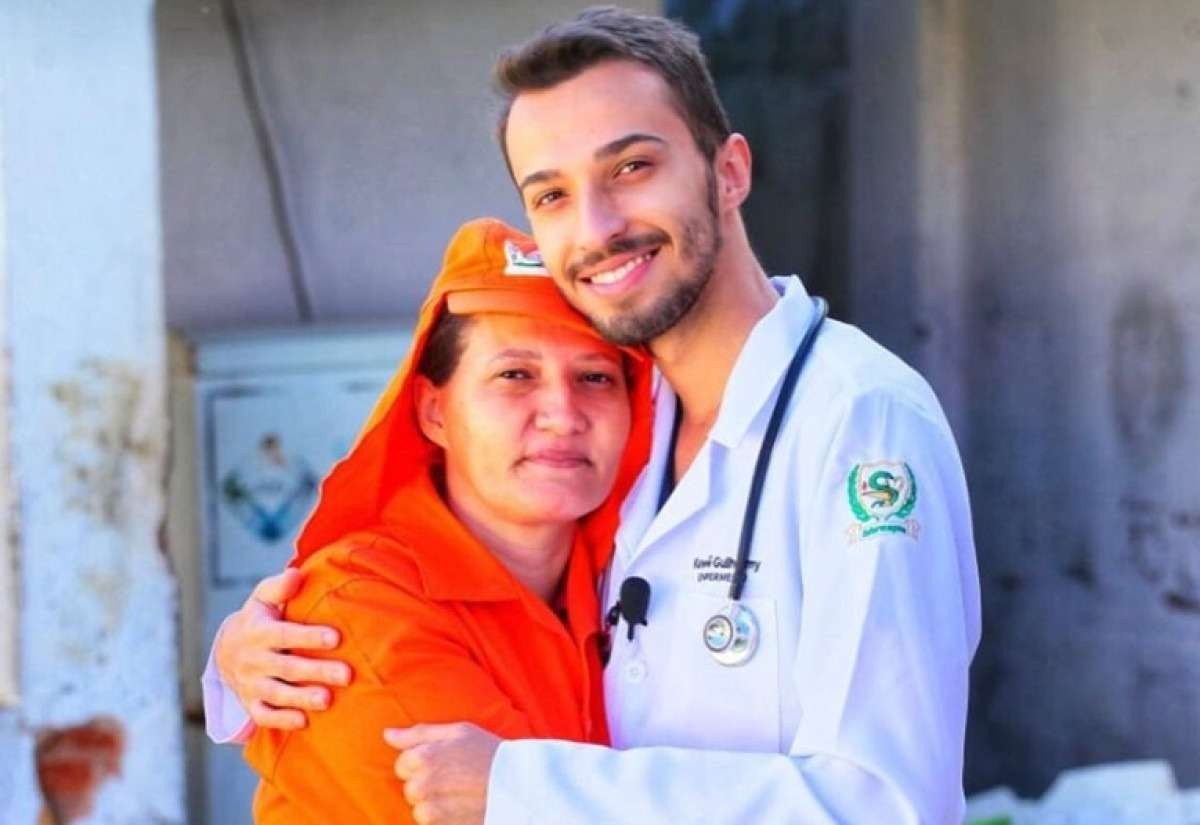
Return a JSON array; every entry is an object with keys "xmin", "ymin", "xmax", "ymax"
[
  {"xmin": 246, "ymin": 477, "xmax": 614, "ymax": 825},
  {"xmin": 242, "ymin": 220, "xmax": 653, "ymax": 824}
]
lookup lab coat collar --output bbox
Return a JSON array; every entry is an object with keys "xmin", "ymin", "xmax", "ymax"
[
  {"xmin": 615, "ymin": 278, "xmax": 812, "ymax": 561},
  {"xmin": 615, "ymin": 379, "xmax": 717, "ymax": 564},
  {"xmin": 708, "ymin": 276, "xmax": 816, "ymax": 450}
]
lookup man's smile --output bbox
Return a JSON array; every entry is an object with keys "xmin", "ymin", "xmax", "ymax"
[
  {"xmin": 578, "ymin": 248, "xmax": 660, "ymax": 296},
  {"xmin": 588, "ymin": 250, "xmax": 656, "ymax": 285}
]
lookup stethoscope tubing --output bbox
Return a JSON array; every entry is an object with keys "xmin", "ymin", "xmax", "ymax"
[{"xmin": 729, "ymin": 296, "xmax": 829, "ymax": 603}]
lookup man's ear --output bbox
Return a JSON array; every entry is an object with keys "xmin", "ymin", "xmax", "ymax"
[
  {"xmin": 414, "ymin": 376, "xmax": 449, "ymax": 449},
  {"xmin": 714, "ymin": 132, "xmax": 753, "ymax": 212}
]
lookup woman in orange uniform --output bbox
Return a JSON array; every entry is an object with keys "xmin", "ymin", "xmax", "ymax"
[{"xmin": 244, "ymin": 218, "xmax": 652, "ymax": 824}]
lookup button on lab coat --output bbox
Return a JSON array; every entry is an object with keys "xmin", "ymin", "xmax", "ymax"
[{"xmin": 487, "ymin": 278, "xmax": 982, "ymax": 825}]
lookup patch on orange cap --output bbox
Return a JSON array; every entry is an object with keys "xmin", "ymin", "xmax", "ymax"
[{"xmin": 502, "ymin": 239, "xmax": 549, "ymax": 276}]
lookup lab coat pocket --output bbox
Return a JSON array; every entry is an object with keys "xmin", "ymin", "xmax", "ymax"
[{"xmin": 662, "ymin": 591, "xmax": 782, "ymax": 752}]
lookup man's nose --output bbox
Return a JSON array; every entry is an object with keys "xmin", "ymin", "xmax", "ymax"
[
  {"xmin": 574, "ymin": 186, "xmax": 626, "ymax": 257},
  {"xmin": 534, "ymin": 379, "xmax": 588, "ymax": 435}
]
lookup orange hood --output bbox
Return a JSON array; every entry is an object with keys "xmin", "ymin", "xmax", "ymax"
[{"xmin": 291, "ymin": 218, "xmax": 653, "ymax": 579}]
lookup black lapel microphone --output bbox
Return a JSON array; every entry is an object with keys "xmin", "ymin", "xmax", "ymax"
[{"xmin": 606, "ymin": 576, "xmax": 651, "ymax": 641}]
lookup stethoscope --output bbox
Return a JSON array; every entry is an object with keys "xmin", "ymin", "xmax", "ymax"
[{"xmin": 659, "ymin": 296, "xmax": 828, "ymax": 667}]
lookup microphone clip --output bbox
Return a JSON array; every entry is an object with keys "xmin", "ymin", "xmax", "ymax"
[{"xmin": 606, "ymin": 576, "xmax": 651, "ymax": 642}]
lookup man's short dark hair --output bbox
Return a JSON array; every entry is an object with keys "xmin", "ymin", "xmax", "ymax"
[{"xmin": 494, "ymin": 6, "xmax": 732, "ymax": 175}]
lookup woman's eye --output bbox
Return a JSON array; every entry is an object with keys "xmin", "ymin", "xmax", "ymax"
[
  {"xmin": 498, "ymin": 368, "xmax": 533, "ymax": 380},
  {"xmin": 581, "ymin": 371, "xmax": 617, "ymax": 385}
]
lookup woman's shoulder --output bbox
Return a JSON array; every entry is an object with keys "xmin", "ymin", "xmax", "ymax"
[
  {"xmin": 284, "ymin": 531, "xmax": 479, "ymax": 687},
  {"xmin": 288, "ymin": 530, "xmax": 429, "ymax": 618}
]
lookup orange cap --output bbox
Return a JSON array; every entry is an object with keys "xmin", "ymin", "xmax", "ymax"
[
  {"xmin": 424, "ymin": 217, "xmax": 608, "ymax": 344},
  {"xmin": 290, "ymin": 218, "xmax": 653, "ymax": 569}
]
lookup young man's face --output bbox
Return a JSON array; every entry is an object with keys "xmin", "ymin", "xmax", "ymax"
[{"xmin": 505, "ymin": 60, "xmax": 722, "ymax": 346}]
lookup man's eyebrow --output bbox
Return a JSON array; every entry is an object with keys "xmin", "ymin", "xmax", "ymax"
[
  {"xmin": 517, "ymin": 169, "xmax": 559, "ymax": 194},
  {"xmin": 516, "ymin": 133, "xmax": 666, "ymax": 193},
  {"xmin": 594, "ymin": 133, "xmax": 665, "ymax": 161}
]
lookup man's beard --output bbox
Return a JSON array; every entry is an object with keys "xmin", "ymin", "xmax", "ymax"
[{"xmin": 572, "ymin": 170, "xmax": 722, "ymax": 347}]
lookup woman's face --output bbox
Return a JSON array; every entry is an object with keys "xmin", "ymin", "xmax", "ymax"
[{"xmin": 417, "ymin": 313, "xmax": 632, "ymax": 528}]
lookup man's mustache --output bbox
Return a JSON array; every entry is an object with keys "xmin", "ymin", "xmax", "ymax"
[{"xmin": 566, "ymin": 231, "xmax": 669, "ymax": 281}]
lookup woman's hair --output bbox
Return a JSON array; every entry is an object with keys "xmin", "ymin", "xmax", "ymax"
[{"xmin": 416, "ymin": 311, "xmax": 475, "ymax": 386}]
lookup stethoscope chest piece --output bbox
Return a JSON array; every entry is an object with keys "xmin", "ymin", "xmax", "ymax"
[
  {"xmin": 703, "ymin": 602, "xmax": 759, "ymax": 667},
  {"xmin": 677, "ymin": 297, "xmax": 825, "ymax": 672}
]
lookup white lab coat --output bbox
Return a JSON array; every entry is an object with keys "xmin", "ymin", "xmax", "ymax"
[{"xmin": 486, "ymin": 277, "xmax": 981, "ymax": 825}]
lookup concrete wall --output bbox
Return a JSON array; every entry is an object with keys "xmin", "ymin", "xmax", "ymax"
[
  {"xmin": 0, "ymin": 8, "xmax": 17, "ymax": 712},
  {"xmin": 156, "ymin": 0, "xmax": 657, "ymax": 331},
  {"xmin": 852, "ymin": 0, "xmax": 1200, "ymax": 796},
  {"xmin": 0, "ymin": 1, "xmax": 184, "ymax": 822}
]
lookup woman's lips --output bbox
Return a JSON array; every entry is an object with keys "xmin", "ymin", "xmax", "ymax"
[{"xmin": 522, "ymin": 449, "xmax": 591, "ymax": 469}]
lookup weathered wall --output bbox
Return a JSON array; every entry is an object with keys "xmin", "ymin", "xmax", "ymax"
[
  {"xmin": 0, "ymin": 1, "xmax": 184, "ymax": 822},
  {"xmin": 852, "ymin": 0, "xmax": 1200, "ymax": 796},
  {"xmin": 156, "ymin": 0, "xmax": 657, "ymax": 331},
  {"xmin": 0, "ymin": 4, "xmax": 17, "ymax": 712}
]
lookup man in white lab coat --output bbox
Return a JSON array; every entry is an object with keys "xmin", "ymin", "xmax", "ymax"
[{"xmin": 206, "ymin": 8, "xmax": 981, "ymax": 824}]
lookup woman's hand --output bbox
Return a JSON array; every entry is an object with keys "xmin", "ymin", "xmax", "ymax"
[
  {"xmin": 384, "ymin": 722, "xmax": 500, "ymax": 825},
  {"xmin": 214, "ymin": 569, "xmax": 352, "ymax": 729}
]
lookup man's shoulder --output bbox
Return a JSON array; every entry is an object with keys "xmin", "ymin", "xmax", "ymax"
[{"xmin": 806, "ymin": 319, "xmax": 941, "ymax": 417}]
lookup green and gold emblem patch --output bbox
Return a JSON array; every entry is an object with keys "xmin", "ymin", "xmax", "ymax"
[{"xmin": 845, "ymin": 461, "xmax": 920, "ymax": 543}]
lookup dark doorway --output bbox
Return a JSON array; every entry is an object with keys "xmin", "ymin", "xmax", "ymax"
[{"xmin": 668, "ymin": 0, "xmax": 850, "ymax": 318}]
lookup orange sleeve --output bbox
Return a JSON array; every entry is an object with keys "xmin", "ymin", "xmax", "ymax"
[{"xmin": 245, "ymin": 576, "xmax": 535, "ymax": 825}]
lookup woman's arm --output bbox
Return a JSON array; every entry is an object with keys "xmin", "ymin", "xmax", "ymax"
[{"xmin": 244, "ymin": 573, "xmax": 534, "ymax": 825}]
